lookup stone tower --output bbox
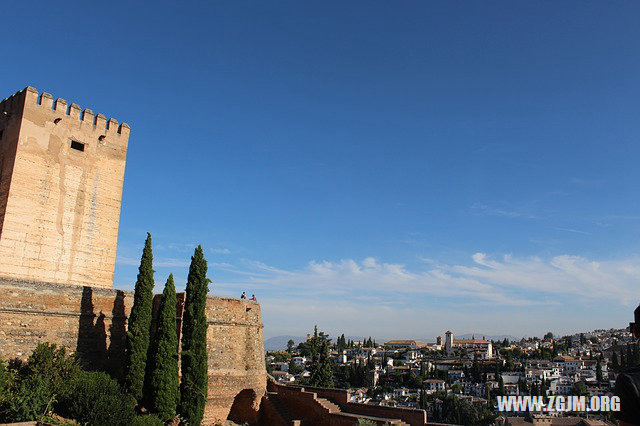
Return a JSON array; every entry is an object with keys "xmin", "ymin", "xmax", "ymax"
[
  {"xmin": 0, "ymin": 87, "xmax": 129, "ymax": 288},
  {"xmin": 445, "ymin": 330, "xmax": 454, "ymax": 355}
]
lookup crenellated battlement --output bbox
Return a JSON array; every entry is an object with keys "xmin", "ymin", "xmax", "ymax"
[{"xmin": 0, "ymin": 86, "xmax": 129, "ymax": 136}]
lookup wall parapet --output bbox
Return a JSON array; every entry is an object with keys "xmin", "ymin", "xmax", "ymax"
[
  {"xmin": 0, "ymin": 86, "xmax": 129, "ymax": 136},
  {"xmin": 268, "ymin": 380, "xmax": 427, "ymax": 426},
  {"xmin": 0, "ymin": 278, "xmax": 267, "ymax": 425}
]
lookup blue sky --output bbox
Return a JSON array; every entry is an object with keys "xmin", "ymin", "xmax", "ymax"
[{"xmin": 3, "ymin": 1, "xmax": 640, "ymax": 340}]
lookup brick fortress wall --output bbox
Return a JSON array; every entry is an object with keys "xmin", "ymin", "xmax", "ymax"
[{"xmin": 0, "ymin": 278, "xmax": 266, "ymax": 424}]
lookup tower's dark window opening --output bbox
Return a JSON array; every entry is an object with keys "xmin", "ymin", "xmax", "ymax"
[{"xmin": 71, "ymin": 140, "xmax": 85, "ymax": 151}]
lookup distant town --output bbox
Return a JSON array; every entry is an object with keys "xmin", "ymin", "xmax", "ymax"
[{"xmin": 266, "ymin": 328, "xmax": 636, "ymax": 424}]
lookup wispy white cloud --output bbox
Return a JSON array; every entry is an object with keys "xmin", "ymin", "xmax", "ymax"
[
  {"xmin": 116, "ymin": 256, "xmax": 191, "ymax": 268},
  {"xmin": 552, "ymin": 227, "xmax": 592, "ymax": 235},
  {"xmin": 470, "ymin": 203, "xmax": 537, "ymax": 219},
  {"xmin": 211, "ymin": 247, "xmax": 231, "ymax": 254},
  {"xmin": 569, "ymin": 176, "xmax": 605, "ymax": 187},
  {"xmin": 154, "ymin": 243, "xmax": 197, "ymax": 252},
  {"xmin": 121, "ymin": 249, "xmax": 640, "ymax": 338},
  {"xmin": 216, "ymin": 252, "xmax": 640, "ymax": 307}
]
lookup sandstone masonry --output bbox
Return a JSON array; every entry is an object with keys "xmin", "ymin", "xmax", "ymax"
[
  {"xmin": 0, "ymin": 87, "xmax": 128, "ymax": 288},
  {"xmin": 0, "ymin": 277, "xmax": 266, "ymax": 424}
]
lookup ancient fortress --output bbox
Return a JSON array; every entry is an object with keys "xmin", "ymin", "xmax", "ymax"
[
  {"xmin": 0, "ymin": 86, "xmax": 429, "ymax": 426},
  {"xmin": 0, "ymin": 87, "xmax": 266, "ymax": 424}
]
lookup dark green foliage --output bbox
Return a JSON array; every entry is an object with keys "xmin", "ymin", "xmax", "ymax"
[
  {"xmin": 308, "ymin": 326, "xmax": 334, "ymax": 388},
  {"xmin": 26, "ymin": 343, "xmax": 80, "ymax": 405},
  {"xmin": 596, "ymin": 360, "xmax": 603, "ymax": 382},
  {"xmin": 0, "ymin": 372, "xmax": 51, "ymax": 422},
  {"xmin": 0, "ymin": 344, "xmax": 141, "ymax": 425},
  {"xmin": 0, "ymin": 343, "xmax": 81, "ymax": 423},
  {"xmin": 62, "ymin": 370, "xmax": 135, "ymax": 426},
  {"xmin": 125, "ymin": 233, "xmax": 155, "ymax": 401},
  {"xmin": 131, "ymin": 414, "xmax": 165, "ymax": 426},
  {"xmin": 0, "ymin": 358, "xmax": 6, "ymax": 392},
  {"xmin": 425, "ymin": 393, "xmax": 496, "ymax": 425},
  {"xmin": 180, "ymin": 245, "xmax": 211, "ymax": 425},
  {"xmin": 569, "ymin": 381, "xmax": 588, "ymax": 396},
  {"xmin": 288, "ymin": 358, "xmax": 301, "ymax": 375},
  {"xmin": 335, "ymin": 358, "xmax": 373, "ymax": 388},
  {"xmin": 148, "ymin": 274, "xmax": 180, "ymax": 421},
  {"xmin": 336, "ymin": 334, "xmax": 346, "ymax": 352}
]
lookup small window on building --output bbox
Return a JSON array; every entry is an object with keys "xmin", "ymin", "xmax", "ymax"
[{"xmin": 70, "ymin": 140, "xmax": 85, "ymax": 151}]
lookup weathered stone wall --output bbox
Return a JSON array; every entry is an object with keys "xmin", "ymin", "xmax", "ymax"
[
  {"xmin": 267, "ymin": 381, "xmax": 428, "ymax": 426},
  {"xmin": 0, "ymin": 87, "xmax": 129, "ymax": 288},
  {"xmin": 0, "ymin": 278, "xmax": 266, "ymax": 425},
  {"xmin": 203, "ymin": 293, "xmax": 267, "ymax": 424}
]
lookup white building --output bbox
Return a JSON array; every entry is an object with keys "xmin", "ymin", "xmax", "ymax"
[{"xmin": 424, "ymin": 379, "xmax": 446, "ymax": 393}]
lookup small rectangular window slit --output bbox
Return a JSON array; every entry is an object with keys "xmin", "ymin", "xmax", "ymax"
[{"xmin": 70, "ymin": 140, "xmax": 85, "ymax": 151}]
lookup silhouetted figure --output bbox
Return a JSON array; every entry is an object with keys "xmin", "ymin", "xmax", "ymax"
[
  {"xmin": 94, "ymin": 312, "xmax": 107, "ymax": 369},
  {"xmin": 251, "ymin": 294, "xmax": 257, "ymax": 302},
  {"xmin": 615, "ymin": 304, "xmax": 640, "ymax": 425},
  {"xmin": 241, "ymin": 292, "xmax": 246, "ymax": 299}
]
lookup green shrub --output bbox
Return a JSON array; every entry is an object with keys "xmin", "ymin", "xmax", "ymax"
[
  {"xmin": 0, "ymin": 343, "xmax": 80, "ymax": 423},
  {"xmin": 0, "ymin": 372, "xmax": 52, "ymax": 422},
  {"xmin": 131, "ymin": 414, "xmax": 165, "ymax": 425},
  {"xmin": 61, "ymin": 370, "xmax": 135, "ymax": 426},
  {"xmin": 0, "ymin": 358, "xmax": 6, "ymax": 390},
  {"xmin": 26, "ymin": 343, "xmax": 80, "ymax": 404}
]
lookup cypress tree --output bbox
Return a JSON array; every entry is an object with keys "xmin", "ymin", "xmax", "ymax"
[
  {"xmin": 125, "ymin": 233, "xmax": 155, "ymax": 402},
  {"xmin": 180, "ymin": 246, "xmax": 211, "ymax": 425},
  {"xmin": 612, "ymin": 352, "xmax": 619, "ymax": 373},
  {"xmin": 149, "ymin": 274, "xmax": 179, "ymax": 421},
  {"xmin": 309, "ymin": 327, "xmax": 334, "ymax": 387},
  {"xmin": 596, "ymin": 360, "xmax": 603, "ymax": 382}
]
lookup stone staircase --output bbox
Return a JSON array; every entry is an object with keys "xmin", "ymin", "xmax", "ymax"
[
  {"xmin": 315, "ymin": 396, "xmax": 410, "ymax": 425},
  {"xmin": 316, "ymin": 396, "xmax": 342, "ymax": 414},
  {"xmin": 265, "ymin": 382, "xmax": 418, "ymax": 426},
  {"xmin": 267, "ymin": 392, "xmax": 301, "ymax": 425}
]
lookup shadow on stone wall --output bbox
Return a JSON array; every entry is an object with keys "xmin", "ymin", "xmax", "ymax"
[
  {"xmin": 76, "ymin": 287, "xmax": 127, "ymax": 379},
  {"xmin": 107, "ymin": 290, "xmax": 127, "ymax": 378},
  {"xmin": 228, "ymin": 389, "xmax": 261, "ymax": 425}
]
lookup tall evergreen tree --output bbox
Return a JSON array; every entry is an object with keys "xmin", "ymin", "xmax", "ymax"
[
  {"xmin": 149, "ymin": 274, "xmax": 179, "ymax": 421},
  {"xmin": 612, "ymin": 352, "xmax": 619, "ymax": 373},
  {"xmin": 596, "ymin": 360, "xmax": 603, "ymax": 382},
  {"xmin": 309, "ymin": 326, "xmax": 334, "ymax": 387},
  {"xmin": 179, "ymin": 246, "xmax": 211, "ymax": 425},
  {"xmin": 125, "ymin": 233, "xmax": 155, "ymax": 402}
]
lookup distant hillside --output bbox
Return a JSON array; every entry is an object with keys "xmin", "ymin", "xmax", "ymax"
[{"xmin": 264, "ymin": 336, "xmax": 305, "ymax": 351}]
